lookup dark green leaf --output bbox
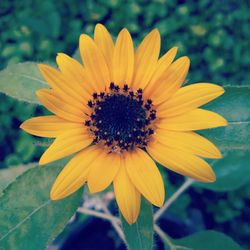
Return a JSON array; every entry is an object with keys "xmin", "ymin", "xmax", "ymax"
[
  {"xmin": 197, "ymin": 86, "xmax": 250, "ymax": 191},
  {"xmin": 174, "ymin": 230, "xmax": 242, "ymax": 250},
  {"xmin": 201, "ymin": 86, "xmax": 250, "ymax": 151},
  {"xmin": 0, "ymin": 163, "xmax": 82, "ymax": 250},
  {"xmin": 196, "ymin": 150, "xmax": 250, "ymax": 191},
  {"xmin": 0, "ymin": 163, "xmax": 36, "ymax": 195},
  {"xmin": 121, "ymin": 198, "xmax": 153, "ymax": 250},
  {"xmin": 0, "ymin": 62, "xmax": 47, "ymax": 104}
]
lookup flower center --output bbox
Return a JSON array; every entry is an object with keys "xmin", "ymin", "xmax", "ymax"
[{"xmin": 85, "ymin": 83, "xmax": 156, "ymax": 153}]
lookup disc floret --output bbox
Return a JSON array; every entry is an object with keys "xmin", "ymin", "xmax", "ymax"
[{"xmin": 85, "ymin": 83, "xmax": 157, "ymax": 153}]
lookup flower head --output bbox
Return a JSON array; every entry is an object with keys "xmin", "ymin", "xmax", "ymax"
[{"xmin": 20, "ymin": 24, "xmax": 227, "ymax": 224}]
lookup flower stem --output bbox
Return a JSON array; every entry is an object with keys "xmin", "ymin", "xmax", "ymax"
[
  {"xmin": 77, "ymin": 207, "xmax": 119, "ymax": 223},
  {"xmin": 154, "ymin": 224, "xmax": 176, "ymax": 249},
  {"xmin": 96, "ymin": 197, "xmax": 126, "ymax": 242},
  {"xmin": 154, "ymin": 225, "xmax": 191, "ymax": 250},
  {"xmin": 154, "ymin": 178, "xmax": 194, "ymax": 222}
]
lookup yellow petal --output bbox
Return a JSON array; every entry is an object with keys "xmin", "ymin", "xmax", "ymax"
[
  {"xmin": 56, "ymin": 53, "xmax": 92, "ymax": 99},
  {"xmin": 158, "ymin": 83, "xmax": 225, "ymax": 118},
  {"xmin": 113, "ymin": 159, "xmax": 141, "ymax": 224},
  {"xmin": 80, "ymin": 34, "xmax": 110, "ymax": 91},
  {"xmin": 125, "ymin": 149, "xmax": 164, "ymax": 207},
  {"xmin": 88, "ymin": 150, "xmax": 120, "ymax": 193},
  {"xmin": 39, "ymin": 128, "xmax": 92, "ymax": 165},
  {"xmin": 38, "ymin": 64, "xmax": 85, "ymax": 104},
  {"xmin": 131, "ymin": 29, "xmax": 160, "ymax": 90},
  {"xmin": 144, "ymin": 47, "xmax": 178, "ymax": 97},
  {"xmin": 50, "ymin": 146, "xmax": 98, "ymax": 200},
  {"xmin": 147, "ymin": 141, "xmax": 216, "ymax": 182},
  {"xmin": 157, "ymin": 108, "xmax": 228, "ymax": 131},
  {"xmin": 149, "ymin": 56, "xmax": 190, "ymax": 104},
  {"xmin": 153, "ymin": 129, "xmax": 222, "ymax": 159},
  {"xmin": 94, "ymin": 23, "xmax": 114, "ymax": 75},
  {"xmin": 112, "ymin": 28, "xmax": 134, "ymax": 87},
  {"xmin": 36, "ymin": 89, "xmax": 85, "ymax": 123},
  {"xmin": 20, "ymin": 115, "xmax": 82, "ymax": 138}
]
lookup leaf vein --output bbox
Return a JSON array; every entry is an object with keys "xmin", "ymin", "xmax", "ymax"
[{"xmin": 0, "ymin": 200, "xmax": 50, "ymax": 241}]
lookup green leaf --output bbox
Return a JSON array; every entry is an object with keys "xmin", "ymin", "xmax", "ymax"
[
  {"xmin": 0, "ymin": 163, "xmax": 36, "ymax": 195},
  {"xmin": 196, "ymin": 150, "xmax": 250, "ymax": 191},
  {"xmin": 174, "ymin": 230, "xmax": 242, "ymax": 250},
  {"xmin": 202, "ymin": 86, "xmax": 250, "ymax": 151},
  {"xmin": 121, "ymin": 198, "xmax": 153, "ymax": 250},
  {"xmin": 0, "ymin": 62, "xmax": 47, "ymax": 104},
  {"xmin": 197, "ymin": 86, "xmax": 250, "ymax": 191},
  {"xmin": 0, "ymin": 163, "xmax": 82, "ymax": 250}
]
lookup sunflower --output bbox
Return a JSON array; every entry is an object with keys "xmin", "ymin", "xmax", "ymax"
[{"xmin": 20, "ymin": 24, "xmax": 227, "ymax": 224}]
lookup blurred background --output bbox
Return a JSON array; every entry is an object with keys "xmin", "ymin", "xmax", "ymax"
[{"xmin": 0, "ymin": 0, "xmax": 249, "ymax": 249}]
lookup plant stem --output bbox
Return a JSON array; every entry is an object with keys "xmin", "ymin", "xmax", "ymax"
[
  {"xmin": 96, "ymin": 197, "xmax": 126, "ymax": 242},
  {"xmin": 154, "ymin": 178, "xmax": 194, "ymax": 222},
  {"xmin": 154, "ymin": 225, "xmax": 191, "ymax": 250},
  {"xmin": 154, "ymin": 224, "xmax": 176, "ymax": 249},
  {"xmin": 77, "ymin": 207, "xmax": 120, "ymax": 223}
]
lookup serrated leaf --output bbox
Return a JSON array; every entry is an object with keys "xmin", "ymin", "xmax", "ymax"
[
  {"xmin": 173, "ymin": 230, "xmax": 242, "ymax": 250},
  {"xmin": 0, "ymin": 162, "xmax": 82, "ymax": 250},
  {"xmin": 0, "ymin": 62, "xmax": 47, "ymax": 104},
  {"xmin": 121, "ymin": 198, "xmax": 153, "ymax": 250},
  {"xmin": 197, "ymin": 86, "xmax": 250, "ymax": 191}
]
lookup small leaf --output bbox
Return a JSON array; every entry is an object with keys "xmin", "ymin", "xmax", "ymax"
[
  {"xmin": 174, "ymin": 230, "xmax": 242, "ymax": 250},
  {"xmin": 197, "ymin": 86, "xmax": 250, "ymax": 191},
  {"xmin": 0, "ymin": 62, "xmax": 47, "ymax": 104},
  {"xmin": 121, "ymin": 198, "xmax": 153, "ymax": 250},
  {"xmin": 0, "ymin": 162, "xmax": 82, "ymax": 250}
]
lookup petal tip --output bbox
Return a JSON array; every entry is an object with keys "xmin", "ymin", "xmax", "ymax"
[
  {"xmin": 95, "ymin": 23, "xmax": 105, "ymax": 30},
  {"xmin": 221, "ymin": 117, "xmax": 228, "ymax": 126},
  {"xmin": 19, "ymin": 121, "xmax": 25, "ymax": 130},
  {"xmin": 183, "ymin": 56, "xmax": 190, "ymax": 64},
  {"xmin": 39, "ymin": 154, "xmax": 50, "ymax": 166},
  {"xmin": 87, "ymin": 183, "xmax": 99, "ymax": 194}
]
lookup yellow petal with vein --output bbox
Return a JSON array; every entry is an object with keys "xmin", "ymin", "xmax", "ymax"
[
  {"xmin": 94, "ymin": 23, "xmax": 114, "ymax": 75},
  {"xmin": 39, "ymin": 128, "xmax": 92, "ymax": 165},
  {"xmin": 144, "ymin": 47, "xmax": 178, "ymax": 97},
  {"xmin": 153, "ymin": 129, "xmax": 222, "ymax": 158},
  {"xmin": 112, "ymin": 28, "xmax": 134, "ymax": 87},
  {"xmin": 148, "ymin": 141, "xmax": 216, "ymax": 182},
  {"xmin": 88, "ymin": 150, "xmax": 120, "ymax": 193},
  {"xmin": 158, "ymin": 83, "xmax": 225, "ymax": 118},
  {"xmin": 149, "ymin": 56, "xmax": 190, "ymax": 104},
  {"xmin": 20, "ymin": 115, "xmax": 82, "ymax": 138},
  {"xmin": 113, "ymin": 159, "xmax": 140, "ymax": 224},
  {"xmin": 125, "ymin": 149, "xmax": 164, "ymax": 207},
  {"xmin": 132, "ymin": 29, "xmax": 160, "ymax": 90},
  {"xmin": 56, "ymin": 53, "xmax": 92, "ymax": 100},
  {"xmin": 36, "ymin": 89, "xmax": 85, "ymax": 123},
  {"xmin": 80, "ymin": 34, "xmax": 110, "ymax": 91},
  {"xmin": 157, "ymin": 108, "xmax": 228, "ymax": 131},
  {"xmin": 38, "ymin": 64, "xmax": 85, "ymax": 104},
  {"xmin": 50, "ymin": 146, "xmax": 98, "ymax": 200}
]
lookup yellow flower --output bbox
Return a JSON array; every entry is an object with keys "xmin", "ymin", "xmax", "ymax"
[{"xmin": 20, "ymin": 24, "xmax": 227, "ymax": 224}]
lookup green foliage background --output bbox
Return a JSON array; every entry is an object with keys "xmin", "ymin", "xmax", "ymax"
[{"xmin": 0, "ymin": 0, "xmax": 249, "ymax": 249}]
